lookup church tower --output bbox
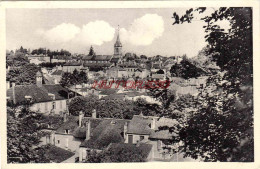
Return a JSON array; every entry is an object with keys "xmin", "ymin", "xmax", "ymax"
[{"xmin": 114, "ymin": 26, "xmax": 122, "ymax": 57}]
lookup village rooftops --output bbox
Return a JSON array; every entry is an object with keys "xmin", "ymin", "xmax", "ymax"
[
  {"xmin": 79, "ymin": 118, "xmax": 130, "ymax": 149},
  {"xmin": 6, "ymin": 84, "xmax": 73, "ymax": 105}
]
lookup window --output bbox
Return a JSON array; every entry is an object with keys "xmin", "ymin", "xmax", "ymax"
[
  {"xmin": 140, "ymin": 136, "xmax": 144, "ymax": 141},
  {"xmin": 65, "ymin": 129, "xmax": 70, "ymax": 134},
  {"xmin": 128, "ymin": 135, "xmax": 133, "ymax": 144},
  {"xmin": 57, "ymin": 140, "xmax": 60, "ymax": 144},
  {"xmin": 52, "ymin": 102, "xmax": 56, "ymax": 109}
]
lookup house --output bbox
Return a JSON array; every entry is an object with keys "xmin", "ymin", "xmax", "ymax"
[
  {"xmin": 6, "ymin": 71, "xmax": 76, "ymax": 114},
  {"xmin": 151, "ymin": 69, "xmax": 166, "ymax": 80},
  {"xmin": 125, "ymin": 115, "xmax": 179, "ymax": 160},
  {"xmin": 28, "ymin": 54, "xmax": 50, "ymax": 65},
  {"xmin": 106, "ymin": 66, "xmax": 118, "ymax": 79},
  {"xmin": 77, "ymin": 113, "xmax": 179, "ymax": 162},
  {"xmin": 62, "ymin": 62, "xmax": 82, "ymax": 73}
]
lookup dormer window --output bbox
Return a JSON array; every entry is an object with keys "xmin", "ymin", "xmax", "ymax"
[
  {"xmin": 48, "ymin": 93, "xmax": 55, "ymax": 100},
  {"xmin": 111, "ymin": 120, "xmax": 116, "ymax": 125},
  {"xmin": 65, "ymin": 129, "xmax": 70, "ymax": 134}
]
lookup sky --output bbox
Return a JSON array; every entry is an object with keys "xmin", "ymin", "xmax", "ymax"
[{"xmin": 6, "ymin": 8, "xmax": 230, "ymax": 58}]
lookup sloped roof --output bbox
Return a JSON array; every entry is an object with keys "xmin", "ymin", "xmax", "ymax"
[
  {"xmin": 82, "ymin": 55, "xmax": 93, "ymax": 60},
  {"xmin": 52, "ymin": 70, "xmax": 63, "ymax": 76},
  {"xmin": 110, "ymin": 57, "xmax": 120, "ymax": 63},
  {"xmin": 82, "ymin": 55, "xmax": 112, "ymax": 61},
  {"xmin": 73, "ymin": 118, "xmax": 103, "ymax": 138},
  {"xmin": 55, "ymin": 116, "xmax": 79, "ymax": 134},
  {"xmin": 93, "ymin": 55, "xmax": 113, "ymax": 61},
  {"xmin": 126, "ymin": 115, "xmax": 153, "ymax": 135},
  {"xmin": 7, "ymin": 84, "xmax": 71, "ymax": 104},
  {"xmin": 43, "ymin": 75, "xmax": 56, "ymax": 85},
  {"xmin": 80, "ymin": 118, "xmax": 129, "ymax": 149}
]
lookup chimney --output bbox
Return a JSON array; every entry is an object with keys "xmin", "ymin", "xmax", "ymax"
[
  {"xmin": 151, "ymin": 117, "xmax": 157, "ymax": 130},
  {"xmin": 86, "ymin": 120, "xmax": 91, "ymax": 140},
  {"xmin": 92, "ymin": 109, "xmax": 97, "ymax": 118},
  {"xmin": 79, "ymin": 111, "xmax": 83, "ymax": 127},
  {"xmin": 124, "ymin": 122, "xmax": 128, "ymax": 140},
  {"xmin": 12, "ymin": 83, "xmax": 16, "ymax": 105},
  {"xmin": 36, "ymin": 71, "xmax": 43, "ymax": 87}
]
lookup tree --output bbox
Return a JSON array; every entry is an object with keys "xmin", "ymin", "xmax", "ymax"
[
  {"xmin": 88, "ymin": 46, "xmax": 95, "ymax": 56},
  {"xmin": 60, "ymin": 70, "xmax": 88, "ymax": 88},
  {"xmin": 7, "ymin": 107, "xmax": 50, "ymax": 163},
  {"xmin": 170, "ymin": 7, "xmax": 253, "ymax": 162},
  {"xmin": 170, "ymin": 59, "xmax": 207, "ymax": 79},
  {"xmin": 68, "ymin": 95, "xmax": 99, "ymax": 116},
  {"xmin": 85, "ymin": 144, "xmax": 150, "ymax": 163},
  {"xmin": 6, "ymin": 63, "xmax": 40, "ymax": 85}
]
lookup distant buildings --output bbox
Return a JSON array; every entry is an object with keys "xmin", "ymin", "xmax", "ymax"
[{"xmin": 28, "ymin": 54, "xmax": 50, "ymax": 65}]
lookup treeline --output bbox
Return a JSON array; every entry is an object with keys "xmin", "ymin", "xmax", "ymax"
[
  {"xmin": 60, "ymin": 70, "xmax": 88, "ymax": 88},
  {"xmin": 68, "ymin": 95, "xmax": 159, "ymax": 120},
  {"xmin": 31, "ymin": 48, "xmax": 71, "ymax": 57}
]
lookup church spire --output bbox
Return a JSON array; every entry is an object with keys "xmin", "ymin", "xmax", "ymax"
[{"xmin": 114, "ymin": 25, "xmax": 122, "ymax": 47}]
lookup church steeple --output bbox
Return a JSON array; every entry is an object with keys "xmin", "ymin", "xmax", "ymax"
[{"xmin": 114, "ymin": 25, "xmax": 122, "ymax": 56}]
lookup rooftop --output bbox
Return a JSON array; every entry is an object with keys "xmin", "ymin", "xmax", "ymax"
[
  {"xmin": 7, "ymin": 84, "xmax": 72, "ymax": 104},
  {"xmin": 80, "ymin": 118, "xmax": 130, "ymax": 149},
  {"xmin": 126, "ymin": 115, "xmax": 154, "ymax": 135}
]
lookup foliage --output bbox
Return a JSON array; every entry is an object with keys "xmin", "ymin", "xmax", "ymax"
[
  {"xmin": 39, "ymin": 62, "xmax": 64, "ymax": 68},
  {"xmin": 60, "ymin": 69, "xmax": 88, "ymax": 87},
  {"xmin": 68, "ymin": 95, "xmax": 99, "ymax": 116},
  {"xmin": 31, "ymin": 48, "xmax": 71, "ymax": 57},
  {"xmin": 170, "ymin": 59, "xmax": 207, "ymax": 79},
  {"xmin": 170, "ymin": 7, "xmax": 253, "ymax": 161},
  {"xmin": 88, "ymin": 46, "xmax": 95, "ymax": 56},
  {"xmin": 6, "ymin": 63, "xmax": 40, "ymax": 85},
  {"xmin": 68, "ymin": 96, "xmax": 158, "ymax": 119},
  {"xmin": 7, "ymin": 107, "xmax": 50, "ymax": 163},
  {"xmin": 85, "ymin": 144, "xmax": 151, "ymax": 163},
  {"xmin": 6, "ymin": 51, "xmax": 29, "ymax": 67}
]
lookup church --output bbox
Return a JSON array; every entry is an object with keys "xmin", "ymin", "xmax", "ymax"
[{"xmin": 82, "ymin": 27, "xmax": 124, "ymax": 70}]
